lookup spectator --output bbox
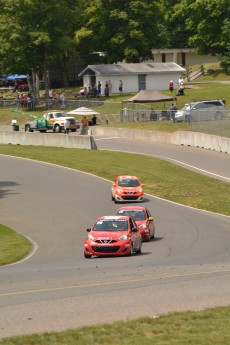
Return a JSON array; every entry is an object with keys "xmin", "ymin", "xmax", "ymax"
[
  {"xmin": 119, "ymin": 80, "xmax": 123, "ymax": 94},
  {"xmin": 64, "ymin": 118, "xmax": 70, "ymax": 134},
  {"xmin": 176, "ymin": 83, "xmax": 185, "ymax": 96},
  {"xmin": 104, "ymin": 81, "xmax": 109, "ymax": 96},
  {"xmin": 108, "ymin": 80, "xmax": 112, "ymax": 95},
  {"xmin": 59, "ymin": 91, "xmax": 65, "ymax": 108},
  {"xmin": 53, "ymin": 89, "xmax": 57, "ymax": 99},
  {"xmin": 150, "ymin": 109, "xmax": 157, "ymax": 121},
  {"xmin": 81, "ymin": 116, "xmax": 88, "ymax": 134},
  {"xmin": 178, "ymin": 77, "xmax": 184, "ymax": 86},
  {"xmin": 91, "ymin": 114, "xmax": 97, "ymax": 126},
  {"xmin": 27, "ymin": 94, "xmax": 32, "ymax": 110},
  {"xmin": 97, "ymin": 81, "xmax": 101, "ymax": 95},
  {"xmin": 11, "ymin": 118, "xmax": 17, "ymax": 127},
  {"xmin": 170, "ymin": 103, "xmax": 177, "ymax": 122},
  {"xmin": 22, "ymin": 94, "xmax": 27, "ymax": 108},
  {"xmin": 168, "ymin": 80, "xmax": 174, "ymax": 93}
]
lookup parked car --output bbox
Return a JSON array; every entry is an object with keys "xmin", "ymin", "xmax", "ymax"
[
  {"xmin": 174, "ymin": 100, "xmax": 226, "ymax": 122},
  {"xmin": 84, "ymin": 215, "xmax": 142, "ymax": 258},
  {"xmin": 111, "ymin": 175, "xmax": 144, "ymax": 203},
  {"xmin": 116, "ymin": 206, "xmax": 155, "ymax": 242}
]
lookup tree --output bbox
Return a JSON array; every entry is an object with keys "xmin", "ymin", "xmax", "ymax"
[
  {"xmin": 75, "ymin": 0, "xmax": 167, "ymax": 63},
  {"xmin": 171, "ymin": 0, "xmax": 230, "ymax": 70},
  {"xmin": 0, "ymin": 0, "xmax": 80, "ymax": 99}
]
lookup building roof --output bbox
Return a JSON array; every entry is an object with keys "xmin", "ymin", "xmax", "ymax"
[{"xmin": 78, "ymin": 62, "xmax": 186, "ymax": 77}]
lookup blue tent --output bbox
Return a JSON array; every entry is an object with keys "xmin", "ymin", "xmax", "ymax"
[{"xmin": 6, "ymin": 74, "xmax": 27, "ymax": 81}]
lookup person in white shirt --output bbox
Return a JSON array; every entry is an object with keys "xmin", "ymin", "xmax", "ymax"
[
  {"xmin": 11, "ymin": 118, "xmax": 17, "ymax": 126},
  {"xmin": 64, "ymin": 118, "xmax": 70, "ymax": 134}
]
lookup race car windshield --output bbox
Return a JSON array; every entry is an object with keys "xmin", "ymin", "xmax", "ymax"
[
  {"xmin": 93, "ymin": 220, "xmax": 128, "ymax": 231},
  {"xmin": 118, "ymin": 210, "xmax": 145, "ymax": 220},
  {"xmin": 118, "ymin": 179, "xmax": 140, "ymax": 187}
]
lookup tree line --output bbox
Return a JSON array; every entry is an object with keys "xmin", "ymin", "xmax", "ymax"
[{"xmin": 0, "ymin": 0, "xmax": 229, "ymax": 93}]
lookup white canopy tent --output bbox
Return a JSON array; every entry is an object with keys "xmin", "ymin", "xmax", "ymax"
[{"xmin": 67, "ymin": 107, "xmax": 100, "ymax": 116}]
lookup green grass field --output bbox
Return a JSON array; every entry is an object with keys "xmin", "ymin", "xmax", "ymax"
[
  {"xmin": 0, "ymin": 224, "xmax": 32, "ymax": 266},
  {"xmin": 1, "ymin": 306, "xmax": 230, "ymax": 344}
]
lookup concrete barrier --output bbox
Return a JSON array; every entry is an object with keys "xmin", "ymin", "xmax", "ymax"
[
  {"xmin": 0, "ymin": 131, "xmax": 97, "ymax": 149},
  {"xmin": 171, "ymin": 131, "xmax": 230, "ymax": 154},
  {"xmin": 91, "ymin": 127, "xmax": 230, "ymax": 154}
]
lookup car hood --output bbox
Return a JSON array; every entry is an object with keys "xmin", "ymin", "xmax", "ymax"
[
  {"xmin": 134, "ymin": 220, "xmax": 146, "ymax": 227},
  {"xmin": 90, "ymin": 230, "xmax": 128, "ymax": 241},
  {"xmin": 117, "ymin": 186, "xmax": 140, "ymax": 192}
]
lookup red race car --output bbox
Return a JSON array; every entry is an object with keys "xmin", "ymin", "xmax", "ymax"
[
  {"xmin": 116, "ymin": 206, "xmax": 155, "ymax": 242},
  {"xmin": 111, "ymin": 175, "xmax": 144, "ymax": 203},
  {"xmin": 84, "ymin": 215, "xmax": 142, "ymax": 258}
]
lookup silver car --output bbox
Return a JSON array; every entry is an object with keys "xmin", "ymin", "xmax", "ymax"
[{"xmin": 174, "ymin": 100, "xmax": 226, "ymax": 122}]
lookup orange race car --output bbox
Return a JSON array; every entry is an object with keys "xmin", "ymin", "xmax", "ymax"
[{"xmin": 111, "ymin": 175, "xmax": 144, "ymax": 203}]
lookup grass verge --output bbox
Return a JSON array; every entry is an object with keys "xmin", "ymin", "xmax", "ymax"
[
  {"xmin": 1, "ymin": 306, "xmax": 230, "ymax": 344},
  {"xmin": 0, "ymin": 224, "xmax": 32, "ymax": 265},
  {"xmin": 0, "ymin": 145, "xmax": 229, "ymax": 216}
]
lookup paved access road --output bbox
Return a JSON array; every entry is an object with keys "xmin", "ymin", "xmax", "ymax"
[{"xmin": 0, "ymin": 138, "xmax": 230, "ymax": 339}]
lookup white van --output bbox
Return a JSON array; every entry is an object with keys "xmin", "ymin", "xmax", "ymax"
[{"xmin": 174, "ymin": 100, "xmax": 226, "ymax": 122}]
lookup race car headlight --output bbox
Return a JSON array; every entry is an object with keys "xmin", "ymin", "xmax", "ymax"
[
  {"xmin": 88, "ymin": 233, "xmax": 94, "ymax": 241},
  {"xmin": 119, "ymin": 234, "xmax": 128, "ymax": 241},
  {"xmin": 137, "ymin": 187, "xmax": 143, "ymax": 193},
  {"xmin": 139, "ymin": 223, "xmax": 147, "ymax": 229},
  {"xmin": 117, "ymin": 188, "xmax": 123, "ymax": 194}
]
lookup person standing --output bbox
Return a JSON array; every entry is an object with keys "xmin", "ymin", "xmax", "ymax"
[
  {"xmin": 119, "ymin": 80, "xmax": 123, "ymax": 94},
  {"xmin": 59, "ymin": 91, "xmax": 65, "ymax": 108},
  {"xmin": 170, "ymin": 103, "xmax": 177, "ymax": 122},
  {"xmin": 91, "ymin": 114, "xmax": 97, "ymax": 126},
  {"xmin": 168, "ymin": 80, "xmax": 174, "ymax": 93},
  {"xmin": 97, "ymin": 81, "xmax": 101, "ymax": 96},
  {"xmin": 64, "ymin": 118, "xmax": 70, "ymax": 134},
  {"xmin": 11, "ymin": 118, "xmax": 17, "ymax": 126},
  {"xmin": 81, "ymin": 116, "xmax": 88, "ymax": 134},
  {"xmin": 27, "ymin": 94, "xmax": 32, "ymax": 110},
  {"xmin": 108, "ymin": 80, "xmax": 112, "ymax": 95},
  {"xmin": 104, "ymin": 81, "xmax": 109, "ymax": 96}
]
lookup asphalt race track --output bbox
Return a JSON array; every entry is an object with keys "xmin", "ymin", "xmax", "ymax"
[{"xmin": 0, "ymin": 138, "xmax": 230, "ymax": 339}]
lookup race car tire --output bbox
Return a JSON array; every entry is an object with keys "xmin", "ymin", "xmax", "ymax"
[
  {"xmin": 129, "ymin": 244, "xmax": 134, "ymax": 256},
  {"xmin": 84, "ymin": 252, "xmax": 92, "ymax": 259}
]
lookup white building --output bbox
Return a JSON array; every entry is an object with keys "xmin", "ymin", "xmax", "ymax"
[
  {"xmin": 151, "ymin": 48, "xmax": 218, "ymax": 67},
  {"xmin": 78, "ymin": 62, "xmax": 186, "ymax": 94}
]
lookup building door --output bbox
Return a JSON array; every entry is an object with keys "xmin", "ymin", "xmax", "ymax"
[
  {"xmin": 182, "ymin": 53, "xmax": 186, "ymax": 66},
  {"xmin": 90, "ymin": 76, "xmax": 96, "ymax": 87},
  {"xmin": 138, "ymin": 75, "xmax": 146, "ymax": 91}
]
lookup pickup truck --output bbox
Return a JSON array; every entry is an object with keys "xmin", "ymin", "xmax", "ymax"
[{"xmin": 25, "ymin": 111, "xmax": 79, "ymax": 133}]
